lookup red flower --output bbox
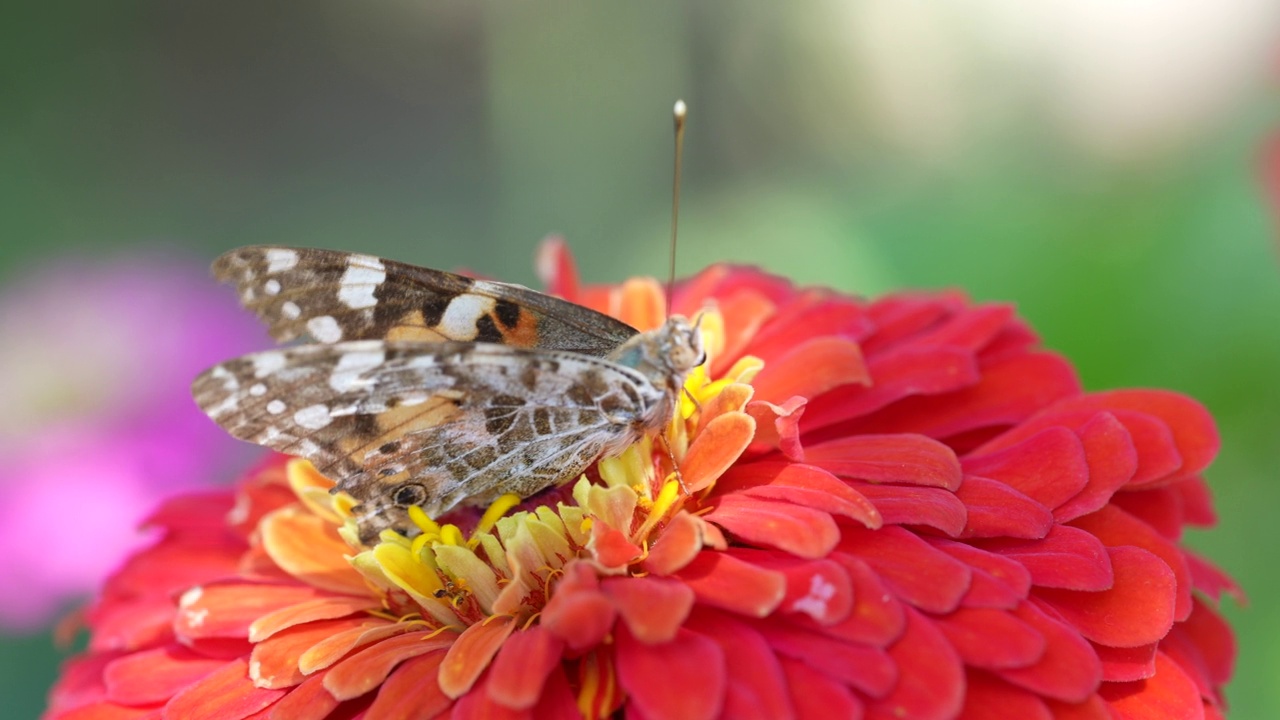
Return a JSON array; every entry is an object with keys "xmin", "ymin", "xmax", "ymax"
[{"xmin": 46, "ymin": 241, "xmax": 1240, "ymax": 719}]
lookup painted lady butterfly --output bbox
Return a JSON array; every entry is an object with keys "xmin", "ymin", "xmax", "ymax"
[{"xmin": 192, "ymin": 247, "xmax": 703, "ymax": 542}]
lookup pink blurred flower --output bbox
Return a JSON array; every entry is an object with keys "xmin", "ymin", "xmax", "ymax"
[{"xmin": 0, "ymin": 252, "xmax": 268, "ymax": 630}]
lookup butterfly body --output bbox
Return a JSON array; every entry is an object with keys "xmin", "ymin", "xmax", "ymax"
[{"xmin": 193, "ymin": 247, "xmax": 703, "ymax": 541}]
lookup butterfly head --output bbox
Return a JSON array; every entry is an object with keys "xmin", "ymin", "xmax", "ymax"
[{"xmin": 608, "ymin": 314, "xmax": 705, "ymax": 395}]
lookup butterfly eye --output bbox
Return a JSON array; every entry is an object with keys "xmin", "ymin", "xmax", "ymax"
[{"xmin": 392, "ymin": 483, "xmax": 427, "ymax": 507}]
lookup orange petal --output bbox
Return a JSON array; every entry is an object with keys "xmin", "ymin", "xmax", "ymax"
[
  {"xmin": 299, "ymin": 622, "xmax": 415, "ymax": 676},
  {"xmin": 745, "ymin": 396, "xmax": 807, "ymax": 462},
  {"xmin": 682, "ymin": 412, "xmax": 755, "ymax": 493},
  {"xmin": 540, "ymin": 564, "xmax": 618, "ymax": 652},
  {"xmin": 591, "ymin": 523, "xmax": 643, "ymax": 569},
  {"xmin": 249, "ymin": 596, "xmax": 382, "ymax": 643},
  {"xmin": 695, "ymin": 383, "xmax": 754, "ymax": 436},
  {"xmin": 363, "ymin": 651, "xmax": 452, "ymax": 720},
  {"xmin": 176, "ymin": 582, "xmax": 336, "ymax": 641},
  {"xmin": 163, "ymin": 658, "xmax": 285, "ymax": 720},
  {"xmin": 616, "ymin": 278, "xmax": 666, "ymax": 331},
  {"xmin": 263, "ymin": 670, "xmax": 339, "ymax": 720},
  {"xmin": 438, "ymin": 616, "xmax": 517, "ymax": 699},
  {"xmin": 703, "ymin": 494, "xmax": 840, "ymax": 559},
  {"xmin": 642, "ymin": 511, "xmax": 705, "ymax": 575},
  {"xmin": 250, "ymin": 617, "xmax": 387, "ymax": 689},
  {"xmin": 708, "ymin": 289, "xmax": 777, "ymax": 377},
  {"xmin": 260, "ymin": 507, "xmax": 370, "ymax": 595},
  {"xmin": 749, "ymin": 336, "xmax": 869, "ymax": 405},
  {"xmin": 600, "ymin": 576, "xmax": 695, "ymax": 644},
  {"xmin": 486, "ymin": 625, "xmax": 566, "ymax": 710},
  {"xmin": 324, "ymin": 631, "xmax": 455, "ymax": 700}
]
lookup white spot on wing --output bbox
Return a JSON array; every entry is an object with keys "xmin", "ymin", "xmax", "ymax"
[
  {"xmin": 264, "ymin": 279, "xmax": 281, "ymax": 296},
  {"xmin": 306, "ymin": 315, "xmax": 343, "ymax": 343},
  {"xmin": 337, "ymin": 255, "xmax": 386, "ymax": 310},
  {"xmin": 265, "ymin": 248, "xmax": 299, "ymax": 273},
  {"xmin": 281, "ymin": 301, "xmax": 302, "ymax": 320},
  {"xmin": 329, "ymin": 349, "xmax": 386, "ymax": 392},
  {"xmin": 266, "ymin": 399, "xmax": 287, "ymax": 415},
  {"xmin": 253, "ymin": 353, "xmax": 287, "ymax": 378},
  {"xmin": 296, "ymin": 439, "xmax": 321, "ymax": 456},
  {"xmin": 294, "ymin": 404, "xmax": 333, "ymax": 430},
  {"xmin": 249, "ymin": 383, "xmax": 267, "ymax": 396},
  {"xmin": 205, "ymin": 395, "xmax": 238, "ymax": 418},
  {"xmin": 440, "ymin": 295, "xmax": 496, "ymax": 341}
]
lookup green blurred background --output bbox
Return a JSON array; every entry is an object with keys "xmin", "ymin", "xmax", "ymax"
[{"xmin": 4, "ymin": 2, "xmax": 1279, "ymax": 717}]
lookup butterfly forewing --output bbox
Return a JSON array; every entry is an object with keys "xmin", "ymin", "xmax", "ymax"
[
  {"xmin": 214, "ymin": 246, "xmax": 638, "ymax": 355},
  {"xmin": 192, "ymin": 339, "xmax": 668, "ymax": 540}
]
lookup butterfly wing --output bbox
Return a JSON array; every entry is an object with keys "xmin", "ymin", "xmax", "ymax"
[
  {"xmin": 213, "ymin": 246, "xmax": 638, "ymax": 356},
  {"xmin": 192, "ymin": 340, "xmax": 663, "ymax": 540}
]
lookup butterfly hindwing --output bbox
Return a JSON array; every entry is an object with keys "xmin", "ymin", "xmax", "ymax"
[
  {"xmin": 192, "ymin": 339, "xmax": 667, "ymax": 540},
  {"xmin": 213, "ymin": 246, "xmax": 638, "ymax": 355}
]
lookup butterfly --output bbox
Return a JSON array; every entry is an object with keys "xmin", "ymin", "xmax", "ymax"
[{"xmin": 191, "ymin": 246, "xmax": 704, "ymax": 542}]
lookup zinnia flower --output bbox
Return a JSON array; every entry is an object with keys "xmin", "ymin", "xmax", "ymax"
[
  {"xmin": 45, "ymin": 240, "xmax": 1239, "ymax": 718},
  {"xmin": 0, "ymin": 253, "xmax": 267, "ymax": 631}
]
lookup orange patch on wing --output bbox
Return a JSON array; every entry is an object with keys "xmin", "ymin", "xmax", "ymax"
[{"xmin": 498, "ymin": 308, "xmax": 541, "ymax": 347}]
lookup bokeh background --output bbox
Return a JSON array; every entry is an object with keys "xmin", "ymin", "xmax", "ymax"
[{"xmin": 4, "ymin": 2, "xmax": 1279, "ymax": 717}]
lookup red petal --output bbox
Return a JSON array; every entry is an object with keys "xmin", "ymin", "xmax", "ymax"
[
  {"xmin": 837, "ymin": 351, "xmax": 1082, "ymax": 440},
  {"xmin": 616, "ymin": 626, "xmax": 725, "ymax": 720},
  {"xmin": 804, "ymin": 346, "xmax": 979, "ymax": 426},
  {"xmin": 959, "ymin": 672, "xmax": 1052, "ymax": 720},
  {"xmin": 718, "ymin": 461, "xmax": 882, "ymax": 528},
  {"xmin": 438, "ymin": 617, "xmax": 516, "ymax": 698},
  {"xmin": 909, "ymin": 304, "xmax": 1017, "ymax": 351},
  {"xmin": 807, "ymin": 554, "xmax": 906, "ymax": 647},
  {"xmin": 1071, "ymin": 504, "xmax": 1192, "ymax": 621},
  {"xmin": 1184, "ymin": 551, "xmax": 1244, "ymax": 603},
  {"xmin": 779, "ymin": 656, "xmax": 864, "ymax": 719},
  {"xmin": 929, "ymin": 540, "xmax": 1032, "ymax": 610},
  {"xmin": 838, "ymin": 525, "xmax": 971, "ymax": 615},
  {"xmin": 1098, "ymin": 651, "xmax": 1204, "ymax": 719},
  {"xmin": 1044, "ymin": 695, "xmax": 1114, "ymax": 720},
  {"xmin": 1174, "ymin": 597, "xmax": 1237, "ymax": 687},
  {"xmin": 162, "ymin": 658, "xmax": 285, "ymax": 720},
  {"xmin": 674, "ymin": 551, "xmax": 786, "ymax": 617},
  {"xmin": 591, "ymin": 524, "xmax": 643, "ymax": 569},
  {"xmin": 756, "ymin": 622, "xmax": 896, "ymax": 698},
  {"xmin": 976, "ymin": 525, "xmax": 1113, "ymax": 591},
  {"xmin": 995, "ymin": 601, "xmax": 1101, "ymax": 703},
  {"xmin": 803, "ymin": 434, "xmax": 962, "ymax": 490},
  {"xmin": 1054, "ymin": 412, "xmax": 1139, "ymax": 522},
  {"xmin": 1076, "ymin": 391, "xmax": 1219, "ymax": 480},
  {"xmin": 741, "ymin": 554, "xmax": 854, "ymax": 626},
  {"xmin": 847, "ymin": 482, "xmax": 967, "ymax": 536},
  {"xmin": 1094, "ymin": 642, "xmax": 1158, "ymax": 682},
  {"xmin": 687, "ymin": 610, "xmax": 795, "ymax": 720},
  {"xmin": 324, "ymin": 631, "xmax": 454, "ymax": 701},
  {"xmin": 706, "ymin": 288, "xmax": 776, "ymax": 377},
  {"xmin": 750, "ymin": 337, "xmax": 870, "ymax": 405},
  {"xmin": 1172, "ymin": 475, "xmax": 1217, "ymax": 527},
  {"xmin": 963, "ymin": 427, "xmax": 1089, "ymax": 510},
  {"xmin": 104, "ymin": 645, "xmax": 227, "ymax": 705},
  {"xmin": 1036, "ymin": 546, "xmax": 1177, "ymax": 648},
  {"xmin": 933, "ymin": 607, "xmax": 1045, "ymax": 669},
  {"xmin": 534, "ymin": 235, "xmax": 579, "ymax": 301},
  {"xmin": 55, "ymin": 703, "xmax": 159, "ymax": 720},
  {"xmin": 864, "ymin": 608, "xmax": 964, "ymax": 720},
  {"xmin": 450, "ymin": 673, "xmax": 531, "ymax": 720},
  {"xmin": 600, "ymin": 576, "xmax": 695, "ymax": 644},
  {"xmin": 362, "ymin": 651, "xmax": 451, "ymax": 720},
  {"xmin": 747, "ymin": 294, "xmax": 873, "ymax": 365},
  {"xmin": 486, "ymin": 625, "xmax": 565, "ymax": 711},
  {"xmin": 703, "ymin": 494, "xmax": 839, "ymax": 559},
  {"xmin": 89, "ymin": 594, "xmax": 180, "ymax": 652},
  {"xmin": 1110, "ymin": 485, "xmax": 1184, "ymax": 540},
  {"xmin": 955, "ymin": 475, "xmax": 1053, "ymax": 540}
]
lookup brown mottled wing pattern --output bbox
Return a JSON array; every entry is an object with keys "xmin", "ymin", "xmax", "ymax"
[
  {"xmin": 191, "ymin": 340, "xmax": 664, "ymax": 541},
  {"xmin": 213, "ymin": 246, "xmax": 638, "ymax": 355}
]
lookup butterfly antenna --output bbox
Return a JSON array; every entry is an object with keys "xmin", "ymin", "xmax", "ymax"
[{"xmin": 667, "ymin": 99, "xmax": 687, "ymax": 317}]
